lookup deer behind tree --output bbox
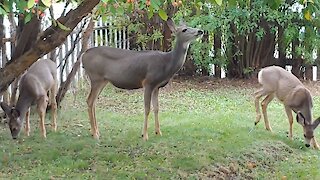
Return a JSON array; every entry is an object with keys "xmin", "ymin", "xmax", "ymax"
[{"xmin": 0, "ymin": 59, "xmax": 57, "ymax": 139}]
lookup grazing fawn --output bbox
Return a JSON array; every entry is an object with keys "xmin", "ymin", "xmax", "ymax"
[
  {"xmin": 82, "ymin": 19, "xmax": 203, "ymax": 140},
  {"xmin": 254, "ymin": 66, "xmax": 320, "ymax": 149},
  {"xmin": 0, "ymin": 59, "xmax": 57, "ymax": 139}
]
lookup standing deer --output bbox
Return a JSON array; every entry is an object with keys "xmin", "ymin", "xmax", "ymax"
[
  {"xmin": 254, "ymin": 66, "xmax": 320, "ymax": 149},
  {"xmin": 0, "ymin": 59, "xmax": 57, "ymax": 139},
  {"xmin": 82, "ymin": 19, "xmax": 203, "ymax": 140}
]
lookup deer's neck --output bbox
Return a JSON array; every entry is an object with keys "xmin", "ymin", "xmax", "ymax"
[
  {"xmin": 15, "ymin": 93, "xmax": 33, "ymax": 122},
  {"xmin": 170, "ymin": 38, "xmax": 190, "ymax": 70}
]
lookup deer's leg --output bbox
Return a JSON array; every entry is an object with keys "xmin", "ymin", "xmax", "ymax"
[
  {"xmin": 87, "ymin": 80, "xmax": 107, "ymax": 139},
  {"xmin": 49, "ymin": 83, "xmax": 58, "ymax": 131},
  {"xmin": 152, "ymin": 88, "xmax": 161, "ymax": 136},
  {"xmin": 311, "ymin": 137, "xmax": 320, "ymax": 150},
  {"xmin": 254, "ymin": 88, "xmax": 268, "ymax": 125},
  {"xmin": 261, "ymin": 93, "xmax": 274, "ymax": 131},
  {"xmin": 142, "ymin": 85, "xmax": 153, "ymax": 141},
  {"xmin": 37, "ymin": 95, "xmax": 48, "ymax": 138},
  {"xmin": 284, "ymin": 106, "xmax": 293, "ymax": 140},
  {"xmin": 25, "ymin": 107, "xmax": 31, "ymax": 136}
]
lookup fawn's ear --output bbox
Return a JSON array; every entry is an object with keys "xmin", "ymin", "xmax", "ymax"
[
  {"xmin": 296, "ymin": 111, "xmax": 306, "ymax": 126},
  {"xmin": 178, "ymin": 20, "xmax": 187, "ymax": 27},
  {"xmin": 167, "ymin": 18, "xmax": 176, "ymax": 33},
  {"xmin": 0, "ymin": 102, "xmax": 11, "ymax": 115},
  {"xmin": 312, "ymin": 117, "xmax": 320, "ymax": 130}
]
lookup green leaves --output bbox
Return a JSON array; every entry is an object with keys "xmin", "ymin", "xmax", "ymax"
[
  {"xmin": 56, "ymin": 20, "xmax": 71, "ymax": 31},
  {"xmin": 215, "ymin": 0, "xmax": 223, "ymax": 6},
  {"xmin": 158, "ymin": 9, "xmax": 168, "ymax": 21},
  {"xmin": 27, "ymin": 0, "xmax": 35, "ymax": 9},
  {"xmin": 304, "ymin": 10, "xmax": 312, "ymax": 21},
  {"xmin": 24, "ymin": 13, "xmax": 32, "ymax": 23},
  {"xmin": 41, "ymin": 0, "xmax": 52, "ymax": 7},
  {"xmin": 209, "ymin": 0, "xmax": 223, "ymax": 6},
  {"xmin": 0, "ymin": 3, "xmax": 9, "ymax": 15}
]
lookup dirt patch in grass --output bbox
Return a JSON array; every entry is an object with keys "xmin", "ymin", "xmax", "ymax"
[{"xmin": 194, "ymin": 141, "xmax": 295, "ymax": 179}]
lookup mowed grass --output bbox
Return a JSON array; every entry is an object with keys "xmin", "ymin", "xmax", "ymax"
[{"xmin": 0, "ymin": 78, "xmax": 320, "ymax": 179}]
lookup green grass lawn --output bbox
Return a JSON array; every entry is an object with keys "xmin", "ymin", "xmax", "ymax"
[{"xmin": 0, "ymin": 78, "xmax": 319, "ymax": 179}]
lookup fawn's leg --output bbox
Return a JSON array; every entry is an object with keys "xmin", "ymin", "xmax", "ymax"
[
  {"xmin": 261, "ymin": 94, "xmax": 274, "ymax": 131},
  {"xmin": 311, "ymin": 137, "xmax": 320, "ymax": 150},
  {"xmin": 284, "ymin": 106, "xmax": 294, "ymax": 140},
  {"xmin": 37, "ymin": 95, "xmax": 48, "ymax": 138},
  {"xmin": 152, "ymin": 88, "xmax": 162, "ymax": 136},
  {"xmin": 87, "ymin": 80, "xmax": 107, "ymax": 139},
  {"xmin": 25, "ymin": 107, "xmax": 31, "ymax": 136},
  {"xmin": 254, "ymin": 88, "xmax": 268, "ymax": 125},
  {"xmin": 50, "ymin": 82, "xmax": 58, "ymax": 131},
  {"xmin": 142, "ymin": 85, "xmax": 153, "ymax": 141}
]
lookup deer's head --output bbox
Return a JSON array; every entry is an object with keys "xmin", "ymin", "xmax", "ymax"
[
  {"xmin": 167, "ymin": 19, "xmax": 203, "ymax": 47},
  {"xmin": 0, "ymin": 102, "xmax": 23, "ymax": 139},
  {"xmin": 296, "ymin": 112, "xmax": 320, "ymax": 147}
]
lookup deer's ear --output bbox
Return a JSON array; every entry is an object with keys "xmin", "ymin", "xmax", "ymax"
[
  {"xmin": 11, "ymin": 109, "xmax": 20, "ymax": 119},
  {"xmin": 166, "ymin": 18, "xmax": 176, "ymax": 33},
  {"xmin": 312, "ymin": 117, "xmax": 320, "ymax": 130},
  {"xmin": 178, "ymin": 20, "xmax": 187, "ymax": 27},
  {"xmin": 0, "ymin": 102, "xmax": 12, "ymax": 115},
  {"xmin": 296, "ymin": 112, "xmax": 306, "ymax": 126}
]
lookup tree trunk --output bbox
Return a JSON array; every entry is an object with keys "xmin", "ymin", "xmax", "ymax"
[
  {"xmin": 162, "ymin": 2, "xmax": 175, "ymax": 52},
  {"xmin": 177, "ymin": 55, "xmax": 197, "ymax": 76},
  {"xmin": 291, "ymin": 39, "xmax": 303, "ymax": 79},
  {"xmin": 214, "ymin": 31, "xmax": 222, "ymax": 78},
  {"xmin": 226, "ymin": 22, "xmax": 241, "ymax": 78},
  {"xmin": 305, "ymin": 64, "xmax": 312, "ymax": 81},
  {"xmin": 277, "ymin": 26, "xmax": 286, "ymax": 68},
  {"xmin": 0, "ymin": 0, "xmax": 100, "ymax": 94},
  {"xmin": 7, "ymin": 15, "xmax": 41, "ymax": 104},
  {"xmin": 56, "ymin": 18, "xmax": 94, "ymax": 107},
  {"xmin": 0, "ymin": 13, "xmax": 9, "ymax": 102}
]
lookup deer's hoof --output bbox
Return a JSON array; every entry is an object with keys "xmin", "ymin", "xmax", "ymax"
[
  {"xmin": 92, "ymin": 132, "xmax": 100, "ymax": 139},
  {"xmin": 142, "ymin": 134, "xmax": 148, "ymax": 141},
  {"xmin": 155, "ymin": 131, "xmax": 162, "ymax": 136}
]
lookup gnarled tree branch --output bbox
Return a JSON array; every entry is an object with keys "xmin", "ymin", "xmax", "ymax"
[{"xmin": 0, "ymin": 0, "xmax": 99, "ymax": 94}]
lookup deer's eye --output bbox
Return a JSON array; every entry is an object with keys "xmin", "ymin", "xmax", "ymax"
[{"xmin": 182, "ymin": 29, "xmax": 187, "ymax": 32}]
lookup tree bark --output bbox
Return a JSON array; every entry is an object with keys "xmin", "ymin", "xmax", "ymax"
[
  {"xmin": 56, "ymin": 18, "xmax": 94, "ymax": 107},
  {"xmin": 291, "ymin": 39, "xmax": 303, "ymax": 78},
  {"xmin": 9, "ymin": 15, "xmax": 41, "ymax": 104},
  {"xmin": 214, "ymin": 31, "xmax": 222, "ymax": 78},
  {"xmin": 0, "ymin": 13, "xmax": 9, "ymax": 102},
  {"xmin": 277, "ymin": 26, "xmax": 286, "ymax": 68},
  {"xmin": 0, "ymin": 0, "xmax": 99, "ymax": 94},
  {"xmin": 305, "ymin": 64, "xmax": 312, "ymax": 81}
]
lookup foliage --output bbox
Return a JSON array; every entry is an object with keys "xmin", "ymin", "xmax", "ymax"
[
  {"xmin": 176, "ymin": 0, "xmax": 320, "ymax": 76},
  {"xmin": 0, "ymin": 80, "xmax": 319, "ymax": 178}
]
